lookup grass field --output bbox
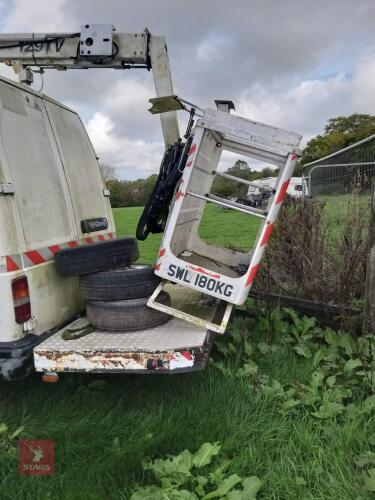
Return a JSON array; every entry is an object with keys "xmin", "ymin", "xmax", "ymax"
[
  {"xmin": 113, "ymin": 204, "xmax": 261, "ymax": 264},
  {"xmin": 0, "ymin": 206, "xmax": 373, "ymax": 499},
  {"xmin": 113, "ymin": 195, "xmax": 369, "ymax": 265}
]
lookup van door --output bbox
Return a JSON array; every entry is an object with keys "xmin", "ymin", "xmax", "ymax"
[
  {"xmin": 0, "ymin": 84, "xmax": 77, "ymax": 249},
  {"xmin": 43, "ymin": 100, "xmax": 114, "ymax": 236},
  {"xmin": 0, "ymin": 81, "xmax": 82, "ymax": 339}
]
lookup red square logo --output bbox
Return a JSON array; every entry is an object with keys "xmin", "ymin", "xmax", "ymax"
[{"xmin": 19, "ymin": 440, "xmax": 55, "ymax": 476}]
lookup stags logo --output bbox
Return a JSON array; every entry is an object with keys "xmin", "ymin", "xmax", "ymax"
[{"xmin": 19, "ymin": 440, "xmax": 55, "ymax": 476}]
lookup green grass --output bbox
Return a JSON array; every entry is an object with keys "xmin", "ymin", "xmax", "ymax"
[
  {"xmin": 0, "ymin": 333, "xmax": 373, "ymax": 499},
  {"xmin": 113, "ymin": 204, "xmax": 261, "ymax": 264},
  {"xmin": 317, "ymin": 193, "xmax": 370, "ymax": 223},
  {"xmin": 0, "ymin": 206, "xmax": 373, "ymax": 499},
  {"xmin": 113, "ymin": 207, "xmax": 163, "ymax": 263}
]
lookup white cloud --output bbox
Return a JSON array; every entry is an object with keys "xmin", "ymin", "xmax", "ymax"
[
  {"xmin": 351, "ymin": 49, "xmax": 375, "ymax": 112},
  {"xmin": 86, "ymin": 111, "xmax": 163, "ymax": 178},
  {"xmin": 0, "ymin": 0, "xmax": 374, "ymax": 179},
  {"xmin": 196, "ymin": 33, "xmax": 233, "ymax": 62},
  {"xmin": 87, "ymin": 47, "xmax": 375, "ymax": 178},
  {"xmin": 237, "ymin": 48, "xmax": 375, "ymax": 148},
  {"xmin": 3, "ymin": 0, "xmax": 75, "ymax": 32}
]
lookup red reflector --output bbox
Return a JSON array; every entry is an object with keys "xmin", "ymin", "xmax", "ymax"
[
  {"xmin": 14, "ymin": 303, "xmax": 31, "ymax": 324},
  {"xmin": 12, "ymin": 276, "xmax": 29, "ymax": 300},
  {"xmin": 12, "ymin": 276, "xmax": 31, "ymax": 324},
  {"xmin": 42, "ymin": 373, "xmax": 59, "ymax": 383}
]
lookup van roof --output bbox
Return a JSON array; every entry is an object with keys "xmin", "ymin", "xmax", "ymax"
[{"xmin": 0, "ymin": 74, "xmax": 76, "ymax": 114}]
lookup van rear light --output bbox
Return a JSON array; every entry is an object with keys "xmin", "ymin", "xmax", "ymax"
[{"xmin": 12, "ymin": 276, "xmax": 31, "ymax": 324}]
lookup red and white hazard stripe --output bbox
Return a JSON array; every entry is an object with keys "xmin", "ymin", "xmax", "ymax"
[
  {"xmin": 185, "ymin": 143, "xmax": 197, "ymax": 168},
  {"xmin": 245, "ymin": 152, "xmax": 299, "ymax": 288},
  {"xmin": 0, "ymin": 232, "xmax": 115, "ymax": 273}
]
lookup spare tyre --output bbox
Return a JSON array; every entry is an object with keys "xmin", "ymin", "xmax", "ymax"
[
  {"xmin": 80, "ymin": 264, "xmax": 160, "ymax": 301},
  {"xmin": 87, "ymin": 292, "xmax": 171, "ymax": 331},
  {"xmin": 54, "ymin": 237, "xmax": 139, "ymax": 277}
]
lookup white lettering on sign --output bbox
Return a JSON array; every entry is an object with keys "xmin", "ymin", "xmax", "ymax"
[{"xmin": 167, "ymin": 264, "xmax": 234, "ymax": 298}]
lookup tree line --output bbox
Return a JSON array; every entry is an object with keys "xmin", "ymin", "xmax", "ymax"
[
  {"xmin": 101, "ymin": 113, "xmax": 375, "ymax": 207},
  {"xmin": 107, "ymin": 175, "xmax": 158, "ymax": 208},
  {"xmin": 101, "ymin": 161, "xmax": 278, "ymax": 207}
]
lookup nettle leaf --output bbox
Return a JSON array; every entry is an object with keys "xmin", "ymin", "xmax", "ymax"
[
  {"xmin": 263, "ymin": 380, "xmax": 284, "ymax": 398},
  {"xmin": 313, "ymin": 402, "xmax": 344, "ymax": 419},
  {"xmin": 326, "ymin": 375, "xmax": 336, "ymax": 387},
  {"xmin": 226, "ymin": 476, "xmax": 263, "ymax": 499},
  {"xmin": 241, "ymin": 476, "xmax": 263, "ymax": 498},
  {"xmin": 0, "ymin": 423, "xmax": 8, "ymax": 434},
  {"xmin": 257, "ymin": 374, "xmax": 271, "ymax": 387},
  {"xmin": 178, "ymin": 450, "xmax": 194, "ymax": 473},
  {"xmin": 312, "ymin": 349, "xmax": 324, "ymax": 367},
  {"xmin": 257, "ymin": 342, "xmax": 272, "ymax": 354},
  {"xmin": 282, "ymin": 398, "xmax": 301, "ymax": 411},
  {"xmin": 130, "ymin": 485, "xmax": 166, "ymax": 500},
  {"xmin": 329, "ymin": 386, "xmax": 352, "ymax": 403},
  {"xmin": 339, "ymin": 335, "xmax": 357, "ymax": 356},
  {"xmin": 345, "ymin": 403, "xmax": 359, "ymax": 419},
  {"xmin": 145, "ymin": 450, "xmax": 193, "ymax": 487},
  {"xmin": 192, "ymin": 442, "xmax": 221, "ymax": 469},
  {"xmin": 284, "ymin": 307, "xmax": 300, "ymax": 326},
  {"xmin": 195, "ymin": 475, "xmax": 208, "ymax": 496},
  {"xmin": 236, "ymin": 362, "xmax": 258, "ymax": 378},
  {"xmin": 225, "ymin": 492, "xmax": 243, "ymax": 500},
  {"xmin": 324, "ymin": 329, "xmax": 341, "ymax": 347},
  {"xmin": 310, "ymin": 371, "xmax": 325, "ymax": 388},
  {"xmin": 209, "ymin": 468, "xmax": 225, "ymax": 485},
  {"xmin": 343, "ymin": 358, "xmax": 362, "ymax": 373},
  {"xmin": 286, "ymin": 387, "xmax": 297, "ymax": 399},
  {"xmin": 201, "ymin": 474, "xmax": 242, "ymax": 499},
  {"xmin": 303, "ymin": 391, "xmax": 320, "ymax": 406},
  {"xmin": 174, "ymin": 491, "xmax": 199, "ymax": 500},
  {"xmin": 244, "ymin": 342, "xmax": 253, "ymax": 357},
  {"xmin": 363, "ymin": 468, "xmax": 375, "ymax": 492},
  {"xmin": 362, "ymin": 394, "xmax": 375, "ymax": 413},
  {"xmin": 293, "ymin": 343, "xmax": 311, "ymax": 359},
  {"xmin": 355, "ymin": 452, "xmax": 375, "ymax": 468},
  {"xmin": 300, "ymin": 315, "xmax": 317, "ymax": 334}
]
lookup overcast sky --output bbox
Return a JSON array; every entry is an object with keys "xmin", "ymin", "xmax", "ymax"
[{"xmin": 0, "ymin": 0, "xmax": 374, "ymax": 179}]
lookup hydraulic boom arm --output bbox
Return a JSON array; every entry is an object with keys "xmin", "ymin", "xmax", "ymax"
[{"xmin": 0, "ymin": 25, "xmax": 180, "ymax": 146}]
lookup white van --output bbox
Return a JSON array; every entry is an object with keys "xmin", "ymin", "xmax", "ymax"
[
  {"xmin": 247, "ymin": 176, "xmax": 305, "ymax": 197},
  {"xmin": 0, "ymin": 75, "xmax": 209, "ymax": 380},
  {"xmin": 0, "ymin": 75, "xmax": 117, "ymax": 378}
]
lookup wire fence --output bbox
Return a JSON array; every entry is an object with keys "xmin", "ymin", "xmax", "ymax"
[
  {"xmin": 303, "ymin": 134, "xmax": 375, "ymax": 199},
  {"xmin": 255, "ymin": 134, "xmax": 375, "ymax": 332}
]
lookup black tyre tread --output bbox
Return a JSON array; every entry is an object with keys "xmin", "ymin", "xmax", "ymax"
[
  {"xmin": 80, "ymin": 264, "xmax": 160, "ymax": 301},
  {"xmin": 54, "ymin": 237, "xmax": 139, "ymax": 276},
  {"xmin": 87, "ymin": 292, "xmax": 171, "ymax": 332}
]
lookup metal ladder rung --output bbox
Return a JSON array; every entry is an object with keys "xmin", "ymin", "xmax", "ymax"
[
  {"xmin": 186, "ymin": 191, "xmax": 267, "ymax": 218},
  {"xmin": 214, "ymin": 171, "xmax": 275, "ymax": 193}
]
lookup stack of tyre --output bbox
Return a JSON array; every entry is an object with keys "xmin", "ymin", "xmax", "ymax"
[{"xmin": 55, "ymin": 237, "xmax": 171, "ymax": 331}]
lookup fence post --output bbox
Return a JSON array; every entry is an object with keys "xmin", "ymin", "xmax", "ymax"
[{"xmin": 364, "ymin": 179, "xmax": 375, "ymax": 334}]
